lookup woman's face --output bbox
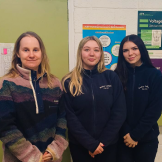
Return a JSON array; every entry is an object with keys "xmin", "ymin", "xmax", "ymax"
[
  {"xmin": 123, "ymin": 41, "xmax": 142, "ymax": 67},
  {"xmin": 17, "ymin": 36, "xmax": 42, "ymax": 71},
  {"xmin": 81, "ymin": 40, "xmax": 101, "ymax": 70}
]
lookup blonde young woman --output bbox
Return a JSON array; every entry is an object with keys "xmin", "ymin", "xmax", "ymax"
[
  {"xmin": 0, "ymin": 31, "xmax": 68, "ymax": 162},
  {"xmin": 62, "ymin": 36, "xmax": 126, "ymax": 162}
]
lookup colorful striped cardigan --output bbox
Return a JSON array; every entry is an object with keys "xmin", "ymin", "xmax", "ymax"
[{"xmin": 0, "ymin": 65, "xmax": 68, "ymax": 162}]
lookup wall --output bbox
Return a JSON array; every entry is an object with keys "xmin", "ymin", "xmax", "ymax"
[
  {"xmin": 68, "ymin": 0, "xmax": 162, "ymax": 125},
  {"xmin": 0, "ymin": 0, "xmax": 71, "ymax": 161},
  {"xmin": 0, "ymin": 0, "xmax": 69, "ymax": 79}
]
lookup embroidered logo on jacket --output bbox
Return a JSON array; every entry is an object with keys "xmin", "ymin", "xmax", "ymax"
[
  {"xmin": 100, "ymin": 85, "xmax": 112, "ymax": 89},
  {"xmin": 138, "ymin": 85, "xmax": 149, "ymax": 90}
]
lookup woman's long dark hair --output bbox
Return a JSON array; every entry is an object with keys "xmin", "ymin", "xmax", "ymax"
[{"xmin": 115, "ymin": 34, "xmax": 154, "ymax": 89}]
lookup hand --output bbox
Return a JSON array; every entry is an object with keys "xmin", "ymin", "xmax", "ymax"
[
  {"xmin": 89, "ymin": 151, "xmax": 95, "ymax": 158},
  {"xmin": 42, "ymin": 151, "xmax": 53, "ymax": 162},
  {"xmin": 123, "ymin": 133, "xmax": 138, "ymax": 148},
  {"xmin": 89, "ymin": 142, "xmax": 104, "ymax": 158}
]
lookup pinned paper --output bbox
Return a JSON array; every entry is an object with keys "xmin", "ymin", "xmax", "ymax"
[
  {"xmin": 3, "ymin": 48, "xmax": 7, "ymax": 55},
  {"xmin": 0, "ymin": 43, "xmax": 14, "ymax": 77}
]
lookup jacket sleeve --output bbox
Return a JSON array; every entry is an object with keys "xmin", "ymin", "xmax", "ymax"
[
  {"xmin": 98, "ymin": 72, "xmax": 127, "ymax": 146},
  {"xmin": 0, "ymin": 80, "xmax": 42, "ymax": 162},
  {"xmin": 120, "ymin": 121, "xmax": 131, "ymax": 137},
  {"xmin": 46, "ymin": 87, "xmax": 68, "ymax": 161},
  {"xmin": 130, "ymin": 70, "xmax": 162, "ymax": 141},
  {"xmin": 63, "ymin": 80, "xmax": 100, "ymax": 153}
]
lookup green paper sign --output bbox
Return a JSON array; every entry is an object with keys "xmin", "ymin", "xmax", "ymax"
[{"xmin": 138, "ymin": 11, "xmax": 162, "ymax": 57}]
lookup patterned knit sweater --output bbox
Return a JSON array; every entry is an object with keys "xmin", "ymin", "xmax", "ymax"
[{"xmin": 0, "ymin": 65, "xmax": 68, "ymax": 162}]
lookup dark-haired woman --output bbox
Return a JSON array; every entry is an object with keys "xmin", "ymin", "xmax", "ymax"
[{"xmin": 115, "ymin": 34, "xmax": 162, "ymax": 162}]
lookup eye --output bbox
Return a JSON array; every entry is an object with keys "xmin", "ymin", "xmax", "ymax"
[
  {"xmin": 34, "ymin": 48, "xmax": 39, "ymax": 52},
  {"xmin": 84, "ymin": 49, "xmax": 89, "ymax": 51},
  {"xmin": 123, "ymin": 49, "xmax": 128, "ymax": 53},
  {"xmin": 132, "ymin": 47, "xmax": 138, "ymax": 50},
  {"xmin": 24, "ymin": 49, "xmax": 28, "ymax": 52},
  {"xmin": 94, "ymin": 49, "xmax": 100, "ymax": 52}
]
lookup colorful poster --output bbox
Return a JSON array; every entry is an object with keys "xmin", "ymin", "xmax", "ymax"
[
  {"xmin": 83, "ymin": 24, "xmax": 126, "ymax": 70},
  {"xmin": 0, "ymin": 43, "xmax": 14, "ymax": 77},
  {"xmin": 138, "ymin": 11, "xmax": 162, "ymax": 57}
]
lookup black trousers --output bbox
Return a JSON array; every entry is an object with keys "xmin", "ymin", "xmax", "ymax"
[
  {"xmin": 69, "ymin": 142, "xmax": 117, "ymax": 162},
  {"xmin": 117, "ymin": 138, "xmax": 159, "ymax": 162}
]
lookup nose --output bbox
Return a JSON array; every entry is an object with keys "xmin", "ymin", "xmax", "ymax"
[
  {"xmin": 89, "ymin": 49, "xmax": 94, "ymax": 56},
  {"xmin": 128, "ymin": 49, "xmax": 133, "ymax": 56},
  {"xmin": 29, "ymin": 51, "xmax": 34, "ymax": 57}
]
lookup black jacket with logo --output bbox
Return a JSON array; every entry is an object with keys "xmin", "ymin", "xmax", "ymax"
[
  {"xmin": 121, "ymin": 64, "xmax": 162, "ymax": 142},
  {"xmin": 63, "ymin": 68, "xmax": 126, "ymax": 152}
]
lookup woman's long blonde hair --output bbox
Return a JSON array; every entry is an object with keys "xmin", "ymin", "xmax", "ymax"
[
  {"xmin": 62, "ymin": 36, "xmax": 107, "ymax": 96},
  {"xmin": 4, "ymin": 31, "xmax": 55, "ymax": 88}
]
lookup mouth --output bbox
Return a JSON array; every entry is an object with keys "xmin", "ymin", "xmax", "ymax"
[
  {"xmin": 88, "ymin": 58, "xmax": 95, "ymax": 62},
  {"xmin": 128, "ymin": 57, "xmax": 135, "ymax": 61},
  {"xmin": 27, "ymin": 60, "xmax": 37, "ymax": 62}
]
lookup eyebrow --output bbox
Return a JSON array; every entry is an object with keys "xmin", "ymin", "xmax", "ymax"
[
  {"xmin": 83, "ymin": 46, "xmax": 99, "ymax": 48},
  {"xmin": 21, "ymin": 46, "xmax": 40, "ymax": 49}
]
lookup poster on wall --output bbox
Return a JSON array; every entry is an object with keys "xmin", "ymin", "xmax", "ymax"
[
  {"xmin": 0, "ymin": 43, "xmax": 14, "ymax": 77},
  {"xmin": 83, "ymin": 24, "xmax": 126, "ymax": 70},
  {"xmin": 151, "ymin": 58, "xmax": 162, "ymax": 73},
  {"xmin": 138, "ymin": 11, "xmax": 162, "ymax": 57}
]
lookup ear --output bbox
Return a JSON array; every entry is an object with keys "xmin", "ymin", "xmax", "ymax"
[{"xmin": 17, "ymin": 53, "xmax": 20, "ymax": 58}]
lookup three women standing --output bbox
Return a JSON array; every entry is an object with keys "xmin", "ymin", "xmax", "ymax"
[
  {"xmin": 115, "ymin": 34, "xmax": 162, "ymax": 162},
  {"xmin": 1, "ymin": 31, "xmax": 161, "ymax": 162}
]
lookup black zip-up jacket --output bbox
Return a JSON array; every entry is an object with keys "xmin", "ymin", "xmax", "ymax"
[
  {"xmin": 63, "ymin": 68, "xmax": 126, "ymax": 152},
  {"xmin": 121, "ymin": 64, "xmax": 162, "ymax": 142}
]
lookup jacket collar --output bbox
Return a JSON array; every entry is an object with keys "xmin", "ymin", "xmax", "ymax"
[
  {"xmin": 82, "ymin": 65, "xmax": 98, "ymax": 76},
  {"xmin": 126, "ymin": 62, "xmax": 146, "ymax": 73},
  {"xmin": 16, "ymin": 64, "xmax": 46, "ymax": 81}
]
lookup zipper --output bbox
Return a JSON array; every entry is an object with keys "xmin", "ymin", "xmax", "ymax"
[
  {"xmin": 131, "ymin": 68, "xmax": 135, "ymax": 116},
  {"xmin": 31, "ymin": 72, "xmax": 44, "ymax": 114},
  {"xmin": 34, "ymin": 75, "xmax": 42, "ymax": 91},
  {"xmin": 34, "ymin": 78, "xmax": 36, "ymax": 91},
  {"xmin": 90, "ymin": 70, "xmax": 96, "ymax": 137},
  {"xmin": 29, "ymin": 72, "xmax": 39, "ymax": 114}
]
